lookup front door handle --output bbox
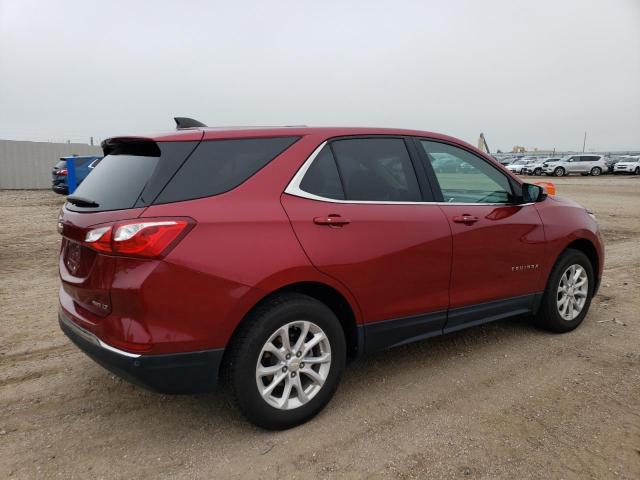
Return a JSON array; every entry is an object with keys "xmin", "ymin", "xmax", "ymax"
[
  {"xmin": 313, "ymin": 215, "xmax": 351, "ymax": 226},
  {"xmin": 452, "ymin": 214, "xmax": 479, "ymax": 225}
]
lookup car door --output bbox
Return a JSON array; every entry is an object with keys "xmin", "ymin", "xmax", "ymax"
[
  {"xmin": 582, "ymin": 155, "xmax": 598, "ymax": 173},
  {"xmin": 415, "ymin": 139, "xmax": 547, "ymax": 332},
  {"xmin": 564, "ymin": 156, "xmax": 576, "ymax": 173},
  {"xmin": 574, "ymin": 155, "xmax": 587, "ymax": 173},
  {"xmin": 281, "ymin": 137, "xmax": 452, "ymax": 350}
]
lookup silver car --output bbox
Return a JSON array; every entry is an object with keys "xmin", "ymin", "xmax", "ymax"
[
  {"xmin": 522, "ymin": 157, "xmax": 561, "ymax": 176},
  {"xmin": 505, "ymin": 158, "xmax": 537, "ymax": 174},
  {"xmin": 613, "ymin": 156, "xmax": 640, "ymax": 175},
  {"xmin": 543, "ymin": 155, "xmax": 608, "ymax": 177}
]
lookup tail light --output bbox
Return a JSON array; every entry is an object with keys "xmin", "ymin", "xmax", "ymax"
[
  {"xmin": 57, "ymin": 168, "xmax": 68, "ymax": 176},
  {"xmin": 84, "ymin": 218, "xmax": 193, "ymax": 258},
  {"xmin": 85, "ymin": 226, "xmax": 112, "ymax": 252}
]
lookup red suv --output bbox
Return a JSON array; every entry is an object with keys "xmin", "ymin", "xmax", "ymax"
[{"xmin": 58, "ymin": 121, "xmax": 603, "ymax": 429}]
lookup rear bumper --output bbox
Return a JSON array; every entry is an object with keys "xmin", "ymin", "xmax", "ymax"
[{"xmin": 59, "ymin": 309, "xmax": 224, "ymax": 394}]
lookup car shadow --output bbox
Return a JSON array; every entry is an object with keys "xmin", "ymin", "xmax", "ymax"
[{"xmin": 107, "ymin": 314, "xmax": 548, "ymax": 434}]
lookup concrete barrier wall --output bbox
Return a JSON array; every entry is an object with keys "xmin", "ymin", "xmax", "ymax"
[{"xmin": 0, "ymin": 139, "xmax": 102, "ymax": 189}]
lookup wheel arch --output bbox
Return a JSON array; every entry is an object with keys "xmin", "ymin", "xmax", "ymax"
[
  {"xmin": 561, "ymin": 238, "xmax": 601, "ymax": 293},
  {"xmin": 225, "ymin": 281, "xmax": 363, "ymax": 368}
]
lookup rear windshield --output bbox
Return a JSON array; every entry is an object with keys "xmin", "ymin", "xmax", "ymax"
[{"xmin": 66, "ymin": 137, "xmax": 299, "ymax": 212}]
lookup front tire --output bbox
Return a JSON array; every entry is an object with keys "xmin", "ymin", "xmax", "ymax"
[
  {"xmin": 534, "ymin": 249, "xmax": 594, "ymax": 333},
  {"xmin": 554, "ymin": 167, "xmax": 565, "ymax": 177},
  {"xmin": 534, "ymin": 168, "xmax": 542, "ymax": 176},
  {"xmin": 223, "ymin": 293, "xmax": 346, "ymax": 430}
]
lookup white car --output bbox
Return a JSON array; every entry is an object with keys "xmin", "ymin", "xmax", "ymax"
[
  {"xmin": 543, "ymin": 155, "xmax": 608, "ymax": 177},
  {"xmin": 613, "ymin": 156, "xmax": 640, "ymax": 175},
  {"xmin": 522, "ymin": 157, "xmax": 562, "ymax": 176},
  {"xmin": 505, "ymin": 158, "xmax": 536, "ymax": 174}
]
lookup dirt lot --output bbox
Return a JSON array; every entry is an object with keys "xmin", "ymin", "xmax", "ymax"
[{"xmin": 1, "ymin": 176, "xmax": 639, "ymax": 479}]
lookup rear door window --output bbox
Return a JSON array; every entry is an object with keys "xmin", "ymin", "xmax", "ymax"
[{"xmin": 330, "ymin": 138, "xmax": 422, "ymax": 201}]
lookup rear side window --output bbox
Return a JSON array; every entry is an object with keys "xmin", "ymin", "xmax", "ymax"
[
  {"xmin": 299, "ymin": 146, "xmax": 345, "ymax": 200},
  {"xmin": 330, "ymin": 138, "xmax": 422, "ymax": 201},
  {"xmin": 156, "ymin": 137, "xmax": 299, "ymax": 204}
]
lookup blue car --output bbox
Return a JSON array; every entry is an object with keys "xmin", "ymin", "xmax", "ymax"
[{"xmin": 51, "ymin": 155, "xmax": 102, "ymax": 195}]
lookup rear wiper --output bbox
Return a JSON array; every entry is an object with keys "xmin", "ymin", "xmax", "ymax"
[{"xmin": 66, "ymin": 195, "xmax": 100, "ymax": 208}]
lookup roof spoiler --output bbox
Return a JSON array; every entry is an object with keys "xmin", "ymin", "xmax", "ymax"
[
  {"xmin": 174, "ymin": 117, "xmax": 208, "ymax": 129},
  {"xmin": 101, "ymin": 137, "xmax": 161, "ymax": 157}
]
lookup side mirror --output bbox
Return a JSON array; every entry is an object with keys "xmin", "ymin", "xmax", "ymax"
[{"xmin": 522, "ymin": 183, "xmax": 547, "ymax": 203}]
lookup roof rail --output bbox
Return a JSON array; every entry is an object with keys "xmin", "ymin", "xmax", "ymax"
[{"xmin": 174, "ymin": 117, "xmax": 208, "ymax": 129}]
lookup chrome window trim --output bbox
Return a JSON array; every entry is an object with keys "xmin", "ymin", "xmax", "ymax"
[
  {"xmin": 284, "ymin": 141, "xmax": 527, "ymax": 207},
  {"xmin": 60, "ymin": 311, "xmax": 142, "ymax": 358}
]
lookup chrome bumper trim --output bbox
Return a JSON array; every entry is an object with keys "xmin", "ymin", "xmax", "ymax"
[{"xmin": 59, "ymin": 311, "xmax": 142, "ymax": 359}]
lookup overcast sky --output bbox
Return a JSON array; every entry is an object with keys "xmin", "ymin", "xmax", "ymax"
[{"xmin": 1, "ymin": 0, "xmax": 638, "ymax": 151}]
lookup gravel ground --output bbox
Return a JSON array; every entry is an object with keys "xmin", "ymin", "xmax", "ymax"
[{"xmin": 1, "ymin": 175, "xmax": 639, "ymax": 479}]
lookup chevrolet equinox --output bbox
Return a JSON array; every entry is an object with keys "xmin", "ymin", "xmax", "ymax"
[{"xmin": 58, "ymin": 119, "xmax": 604, "ymax": 429}]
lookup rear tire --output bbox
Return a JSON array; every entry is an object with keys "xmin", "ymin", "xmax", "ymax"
[
  {"xmin": 590, "ymin": 167, "xmax": 602, "ymax": 176},
  {"xmin": 534, "ymin": 249, "xmax": 594, "ymax": 333},
  {"xmin": 534, "ymin": 168, "xmax": 542, "ymax": 176},
  {"xmin": 554, "ymin": 167, "xmax": 565, "ymax": 177},
  {"xmin": 223, "ymin": 293, "xmax": 346, "ymax": 430},
  {"xmin": 635, "ymin": 167, "xmax": 640, "ymax": 175}
]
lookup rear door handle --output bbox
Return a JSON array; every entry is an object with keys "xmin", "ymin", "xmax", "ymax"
[
  {"xmin": 452, "ymin": 214, "xmax": 479, "ymax": 225},
  {"xmin": 313, "ymin": 215, "xmax": 351, "ymax": 226}
]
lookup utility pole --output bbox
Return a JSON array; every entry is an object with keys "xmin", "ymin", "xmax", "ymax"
[{"xmin": 582, "ymin": 131, "xmax": 587, "ymax": 153}]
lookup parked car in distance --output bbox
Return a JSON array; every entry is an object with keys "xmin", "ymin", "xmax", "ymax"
[
  {"xmin": 57, "ymin": 122, "xmax": 603, "ymax": 429},
  {"xmin": 505, "ymin": 158, "xmax": 536, "ymax": 174},
  {"xmin": 51, "ymin": 155, "xmax": 102, "ymax": 194},
  {"xmin": 431, "ymin": 153, "xmax": 462, "ymax": 173},
  {"xmin": 543, "ymin": 155, "xmax": 607, "ymax": 177},
  {"xmin": 605, "ymin": 156, "xmax": 622, "ymax": 173},
  {"xmin": 522, "ymin": 157, "xmax": 562, "ymax": 176},
  {"xmin": 613, "ymin": 156, "xmax": 640, "ymax": 175},
  {"xmin": 497, "ymin": 156, "xmax": 515, "ymax": 165}
]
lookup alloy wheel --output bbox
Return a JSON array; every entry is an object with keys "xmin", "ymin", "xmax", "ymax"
[
  {"xmin": 256, "ymin": 321, "xmax": 332, "ymax": 410},
  {"xmin": 556, "ymin": 264, "xmax": 589, "ymax": 321}
]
